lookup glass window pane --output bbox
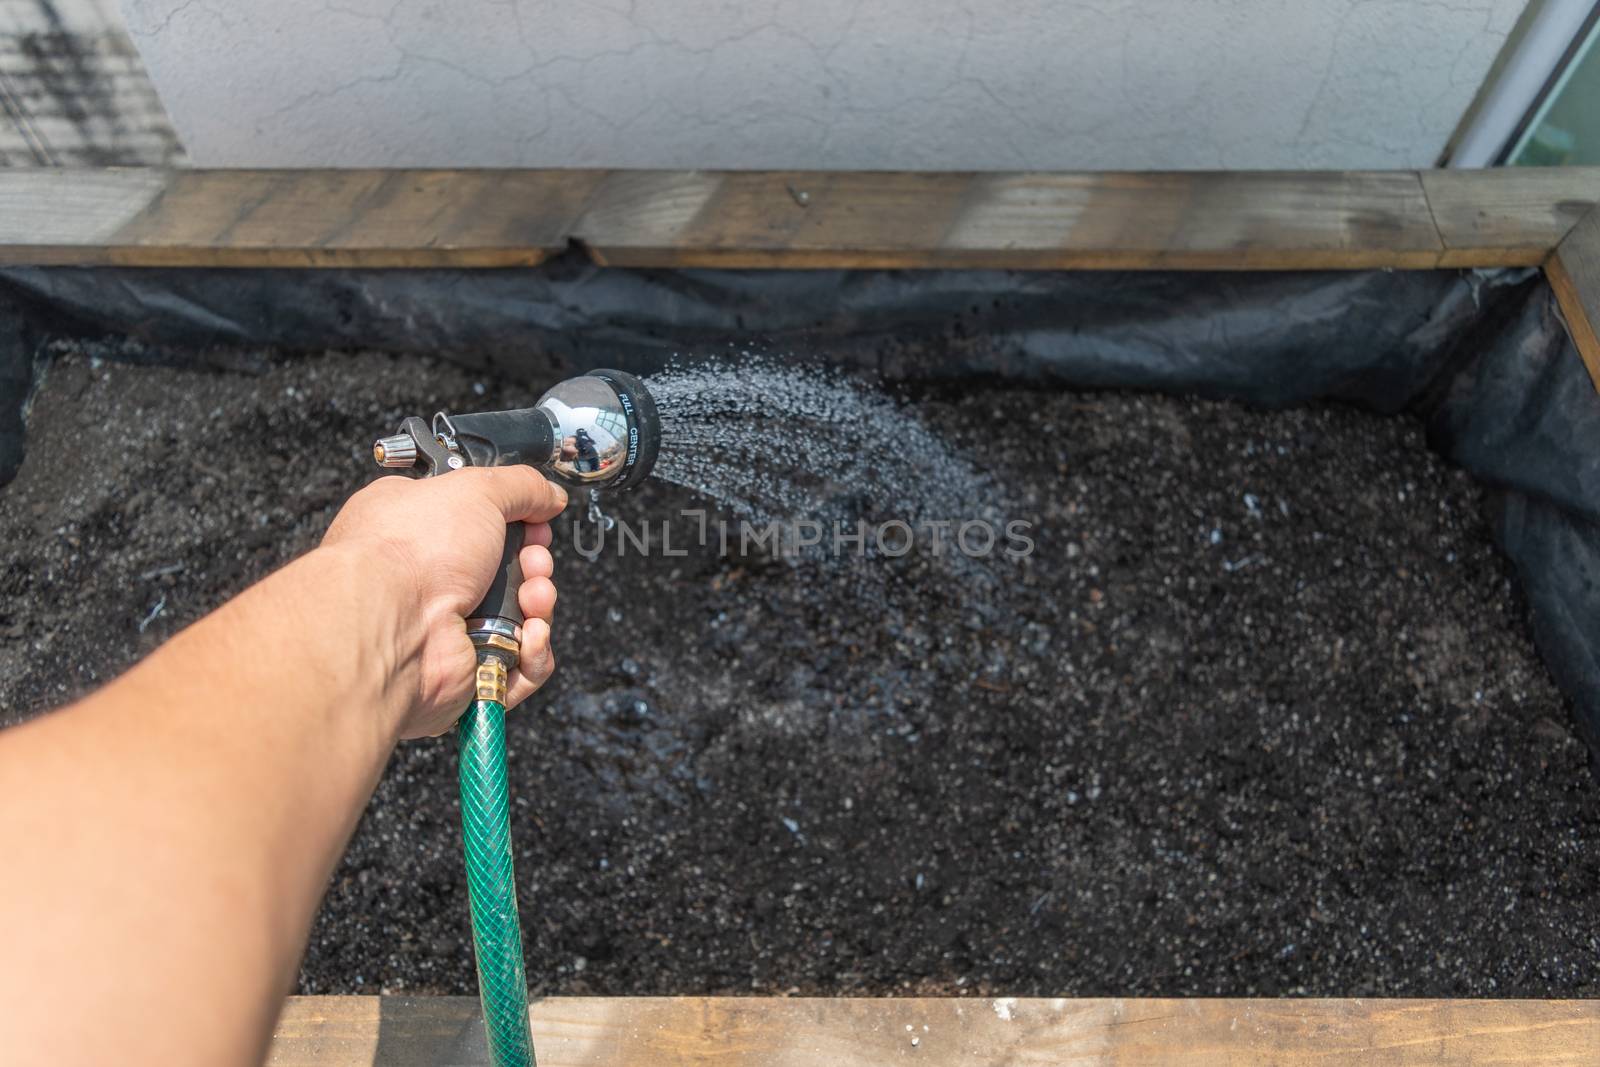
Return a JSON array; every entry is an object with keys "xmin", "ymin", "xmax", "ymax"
[{"xmin": 1511, "ymin": 16, "xmax": 1600, "ymax": 165}]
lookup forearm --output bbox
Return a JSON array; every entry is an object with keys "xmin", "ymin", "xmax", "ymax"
[{"xmin": 0, "ymin": 544, "xmax": 420, "ymax": 1066}]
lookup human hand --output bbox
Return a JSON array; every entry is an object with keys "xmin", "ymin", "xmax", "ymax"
[{"xmin": 322, "ymin": 466, "xmax": 568, "ymax": 738}]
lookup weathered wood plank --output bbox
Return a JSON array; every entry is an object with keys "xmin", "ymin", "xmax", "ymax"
[
  {"xmin": 938, "ymin": 171, "xmax": 1442, "ymax": 270},
  {"xmin": 266, "ymin": 995, "xmax": 1600, "ymax": 1066},
  {"xmin": 0, "ymin": 169, "xmax": 166, "ymax": 253},
  {"xmin": 107, "ymin": 169, "xmax": 605, "ymax": 267},
  {"xmin": 0, "ymin": 168, "xmax": 1591, "ymax": 269},
  {"xmin": 0, "ymin": 169, "xmax": 605, "ymax": 267},
  {"xmin": 568, "ymin": 170, "xmax": 724, "ymax": 266},
  {"xmin": 1421, "ymin": 167, "xmax": 1600, "ymax": 267},
  {"xmin": 575, "ymin": 171, "xmax": 979, "ymax": 268},
  {"xmin": 1549, "ymin": 202, "xmax": 1600, "ymax": 391},
  {"xmin": 575, "ymin": 170, "xmax": 1445, "ymax": 269}
]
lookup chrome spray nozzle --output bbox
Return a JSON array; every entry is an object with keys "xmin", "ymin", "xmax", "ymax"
[
  {"xmin": 371, "ymin": 369, "xmax": 660, "ymax": 492},
  {"xmin": 529, "ymin": 370, "xmax": 660, "ymax": 491}
]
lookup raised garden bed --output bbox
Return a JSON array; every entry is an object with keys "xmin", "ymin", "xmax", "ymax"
[{"xmin": 2, "ymin": 168, "xmax": 1598, "ymax": 1063}]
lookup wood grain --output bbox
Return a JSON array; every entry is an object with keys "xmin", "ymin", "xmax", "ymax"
[
  {"xmin": 266, "ymin": 995, "xmax": 1600, "ymax": 1066},
  {"xmin": 576, "ymin": 171, "xmax": 979, "ymax": 268},
  {"xmin": 0, "ymin": 168, "xmax": 1594, "ymax": 270},
  {"xmin": 933, "ymin": 171, "xmax": 1443, "ymax": 270},
  {"xmin": 1549, "ymin": 202, "xmax": 1600, "ymax": 391},
  {"xmin": 0, "ymin": 169, "xmax": 605, "ymax": 267},
  {"xmin": 1421, "ymin": 167, "xmax": 1600, "ymax": 267},
  {"xmin": 573, "ymin": 170, "xmax": 1447, "ymax": 269},
  {"xmin": 108, "ymin": 169, "xmax": 606, "ymax": 267},
  {"xmin": 0, "ymin": 168, "xmax": 165, "ymax": 250}
]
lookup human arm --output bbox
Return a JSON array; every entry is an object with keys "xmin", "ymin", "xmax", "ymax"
[{"xmin": 0, "ymin": 466, "xmax": 566, "ymax": 1066}]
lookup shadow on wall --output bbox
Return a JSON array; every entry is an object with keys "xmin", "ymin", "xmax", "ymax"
[{"xmin": 0, "ymin": 0, "xmax": 183, "ymax": 166}]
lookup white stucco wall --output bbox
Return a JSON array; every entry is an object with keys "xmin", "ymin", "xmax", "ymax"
[{"xmin": 122, "ymin": 0, "xmax": 1528, "ymax": 169}]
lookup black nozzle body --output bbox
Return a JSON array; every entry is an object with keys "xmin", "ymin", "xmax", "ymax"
[
  {"xmin": 450, "ymin": 407, "xmax": 557, "ymax": 470},
  {"xmin": 422, "ymin": 369, "xmax": 660, "ymax": 497},
  {"xmin": 448, "ymin": 369, "xmax": 660, "ymax": 492}
]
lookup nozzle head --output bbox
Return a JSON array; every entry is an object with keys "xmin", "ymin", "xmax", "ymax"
[{"xmin": 536, "ymin": 369, "xmax": 659, "ymax": 491}]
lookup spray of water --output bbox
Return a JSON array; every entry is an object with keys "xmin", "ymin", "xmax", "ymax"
[
  {"xmin": 637, "ymin": 357, "xmax": 1014, "ymax": 731},
  {"xmin": 648, "ymin": 358, "xmax": 993, "ymax": 529}
]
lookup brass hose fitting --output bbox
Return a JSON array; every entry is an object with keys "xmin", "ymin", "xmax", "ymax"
[
  {"xmin": 467, "ymin": 617, "xmax": 520, "ymax": 706},
  {"xmin": 474, "ymin": 656, "xmax": 509, "ymax": 705}
]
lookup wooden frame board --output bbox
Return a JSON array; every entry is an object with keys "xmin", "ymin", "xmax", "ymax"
[
  {"xmin": 266, "ymin": 995, "xmax": 1600, "ymax": 1065},
  {"xmin": 1548, "ymin": 201, "xmax": 1600, "ymax": 389},
  {"xmin": 0, "ymin": 166, "xmax": 1595, "ymax": 271},
  {"xmin": 2, "ymin": 167, "xmax": 1599, "ymax": 372}
]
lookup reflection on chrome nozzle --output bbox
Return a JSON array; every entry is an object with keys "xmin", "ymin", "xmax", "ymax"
[{"xmin": 532, "ymin": 370, "xmax": 659, "ymax": 491}]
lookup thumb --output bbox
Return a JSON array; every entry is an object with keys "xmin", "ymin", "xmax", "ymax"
[{"xmin": 468, "ymin": 465, "xmax": 569, "ymax": 523}]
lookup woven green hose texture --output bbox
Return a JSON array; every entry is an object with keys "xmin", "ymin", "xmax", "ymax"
[{"xmin": 459, "ymin": 698, "xmax": 537, "ymax": 1067}]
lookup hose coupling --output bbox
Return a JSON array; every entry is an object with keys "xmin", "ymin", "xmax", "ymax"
[
  {"xmin": 473, "ymin": 657, "xmax": 509, "ymax": 705},
  {"xmin": 467, "ymin": 616, "xmax": 520, "ymax": 705}
]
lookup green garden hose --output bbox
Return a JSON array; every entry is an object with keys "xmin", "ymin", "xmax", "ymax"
[{"xmin": 459, "ymin": 697, "xmax": 536, "ymax": 1067}]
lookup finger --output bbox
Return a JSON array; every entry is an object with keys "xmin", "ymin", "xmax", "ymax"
[
  {"xmin": 469, "ymin": 466, "xmax": 568, "ymax": 524},
  {"xmin": 519, "ymin": 542, "xmax": 554, "ymax": 580},
  {"xmin": 506, "ymin": 619, "xmax": 555, "ymax": 706},
  {"xmin": 517, "ymin": 575, "xmax": 557, "ymax": 621},
  {"xmin": 524, "ymin": 521, "xmax": 553, "ymax": 549}
]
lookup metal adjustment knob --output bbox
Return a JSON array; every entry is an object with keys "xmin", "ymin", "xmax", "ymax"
[{"xmin": 373, "ymin": 433, "xmax": 419, "ymax": 468}]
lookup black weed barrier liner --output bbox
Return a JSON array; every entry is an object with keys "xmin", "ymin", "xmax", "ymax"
[{"xmin": 1, "ymin": 259, "xmax": 1597, "ymax": 755}]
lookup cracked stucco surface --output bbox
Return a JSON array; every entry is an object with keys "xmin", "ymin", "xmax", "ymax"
[{"xmin": 121, "ymin": 0, "xmax": 1528, "ymax": 168}]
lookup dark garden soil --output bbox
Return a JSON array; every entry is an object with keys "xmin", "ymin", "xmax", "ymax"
[{"xmin": 2, "ymin": 348, "xmax": 1597, "ymax": 998}]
